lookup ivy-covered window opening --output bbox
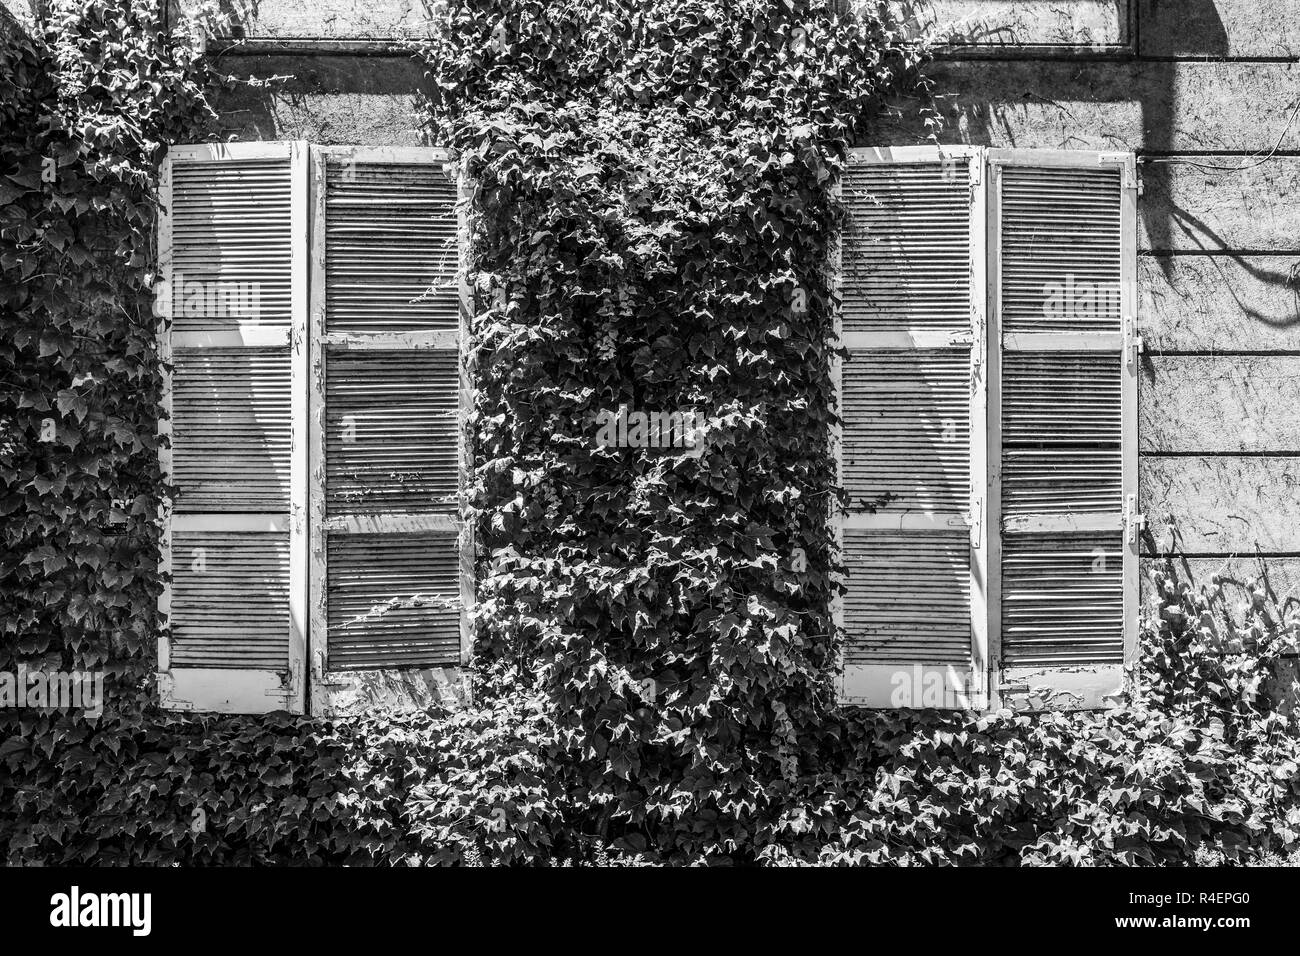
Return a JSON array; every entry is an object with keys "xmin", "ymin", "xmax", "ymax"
[
  {"xmin": 157, "ymin": 142, "xmax": 471, "ymax": 715},
  {"xmin": 837, "ymin": 146, "xmax": 1139, "ymax": 712}
]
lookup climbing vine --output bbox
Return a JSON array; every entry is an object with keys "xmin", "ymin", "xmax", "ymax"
[
  {"xmin": 0, "ymin": 0, "xmax": 221, "ymax": 700},
  {"xmin": 416, "ymin": 0, "xmax": 937, "ymax": 858}
]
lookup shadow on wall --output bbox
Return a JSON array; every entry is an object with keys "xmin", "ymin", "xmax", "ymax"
[
  {"xmin": 206, "ymin": 53, "xmax": 432, "ymax": 146},
  {"xmin": 912, "ymin": 0, "xmax": 1297, "ymax": 329},
  {"xmin": 894, "ymin": 1, "xmax": 1299, "ymax": 327},
  {"xmin": 161, "ymin": 0, "xmax": 434, "ymax": 145}
]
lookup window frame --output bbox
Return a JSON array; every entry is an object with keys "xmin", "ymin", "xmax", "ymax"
[
  {"xmin": 986, "ymin": 148, "xmax": 1140, "ymax": 711},
  {"xmin": 305, "ymin": 145, "xmax": 474, "ymax": 717},
  {"xmin": 157, "ymin": 141, "xmax": 471, "ymax": 715},
  {"xmin": 157, "ymin": 141, "xmax": 311, "ymax": 714},
  {"xmin": 833, "ymin": 146, "xmax": 1139, "ymax": 712},
  {"xmin": 833, "ymin": 145, "xmax": 989, "ymax": 710}
]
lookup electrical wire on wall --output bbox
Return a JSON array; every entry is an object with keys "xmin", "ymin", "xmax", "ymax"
[{"xmin": 1141, "ymin": 97, "xmax": 1300, "ymax": 174}]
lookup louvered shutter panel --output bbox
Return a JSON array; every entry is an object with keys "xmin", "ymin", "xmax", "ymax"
[
  {"xmin": 158, "ymin": 143, "xmax": 309, "ymax": 713},
  {"xmin": 308, "ymin": 147, "xmax": 468, "ymax": 716},
  {"xmin": 988, "ymin": 150, "xmax": 1138, "ymax": 710},
  {"xmin": 836, "ymin": 147, "xmax": 988, "ymax": 709}
]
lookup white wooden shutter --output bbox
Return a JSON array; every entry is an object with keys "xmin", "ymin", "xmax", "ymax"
[
  {"xmin": 836, "ymin": 146, "xmax": 988, "ymax": 709},
  {"xmin": 157, "ymin": 142, "xmax": 309, "ymax": 714},
  {"xmin": 307, "ymin": 147, "xmax": 469, "ymax": 716},
  {"xmin": 988, "ymin": 150, "xmax": 1138, "ymax": 710}
]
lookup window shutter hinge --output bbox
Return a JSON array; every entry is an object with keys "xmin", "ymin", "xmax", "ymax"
[
  {"xmin": 313, "ymin": 649, "xmax": 348, "ymax": 688},
  {"xmin": 157, "ymin": 672, "xmax": 193, "ymax": 711},
  {"xmin": 1125, "ymin": 493, "xmax": 1146, "ymax": 544},
  {"xmin": 969, "ymin": 497, "xmax": 983, "ymax": 548},
  {"xmin": 1123, "ymin": 316, "xmax": 1144, "ymax": 366},
  {"xmin": 1101, "ymin": 153, "xmax": 1139, "ymax": 191},
  {"xmin": 951, "ymin": 329, "xmax": 981, "ymax": 378}
]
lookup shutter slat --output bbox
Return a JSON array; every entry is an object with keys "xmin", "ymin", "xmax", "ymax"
[
  {"xmin": 324, "ymin": 162, "xmax": 459, "ymax": 334},
  {"xmin": 1001, "ymin": 534, "xmax": 1124, "ymax": 666},
  {"xmin": 170, "ymin": 532, "xmax": 291, "ymax": 668},
  {"xmin": 841, "ymin": 161, "xmax": 972, "ymax": 332},
  {"xmin": 999, "ymin": 166, "xmax": 1123, "ymax": 334},
  {"xmin": 171, "ymin": 348, "xmax": 292, "ymax": 511},
  {"xmin": 844, "ymin": 531, "xmax": 971, "ymax": 663},
  {"xmin": 170, "ymin": 159, "xmax": 294, "ymax": 331},
  {"xmin": 324, "ymin": 351, "xmax": 460, "ymax": 513},
  {"xmin": 1001, "ymin": 352, "xmax": 1123, "ymax": 515},
  {"xmin": 843, "ymin": 350, "xmax": 970, "ymax": 514},
  {"xmin": 325, "ymin": 533, "xmax": 462, "ymax": 670}
]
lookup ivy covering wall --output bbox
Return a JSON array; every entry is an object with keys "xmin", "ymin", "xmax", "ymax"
[{"xmin": 1, "ymin": 0, "xmax": 1298, "ymax": 866}]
